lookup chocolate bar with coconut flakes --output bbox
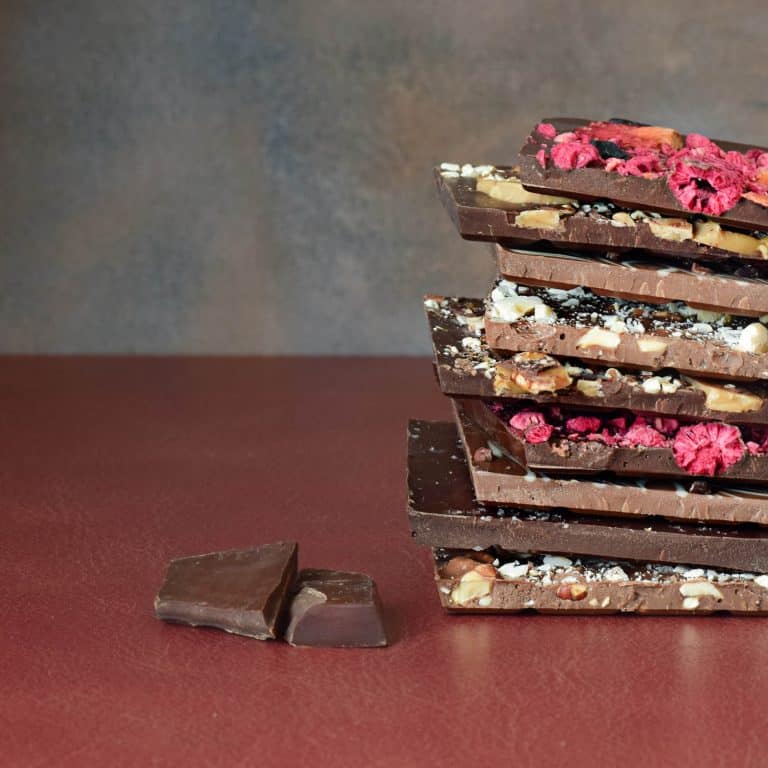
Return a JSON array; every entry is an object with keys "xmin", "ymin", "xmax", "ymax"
[
  {"xmin": 433, "ymin": 547, "xmax": 768, "ymax": 615},
  {"xmin": 518, "ymin": 118, "xmax": 768, "ymax": 233},
  {"xmin": 426, "ymin": 296, "xmax": 768, "ymax": 424},
  {"xmin": 435, "ymin": 164, "xmax": 768, "ymax": 268},
  {"xmin": 407, "ymin": 420, "xmax": 768, "ymax": 572},
  {"xmin": 452, "ymin": 404, "xmax": 768, "ymax": 526}
]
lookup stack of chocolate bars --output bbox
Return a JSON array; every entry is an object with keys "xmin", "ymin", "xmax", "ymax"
[{"xmin": 409, "ymin": 117, "xmax": 768, "ymax": 614}]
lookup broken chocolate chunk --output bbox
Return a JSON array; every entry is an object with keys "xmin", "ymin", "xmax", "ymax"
[
  {"xmin": 285, "ymin": 569, "xmax": 387, "ymax": 648},
  {"xmin": 154, "ymin": 542, "xmax": 298, "ymax": 640}
]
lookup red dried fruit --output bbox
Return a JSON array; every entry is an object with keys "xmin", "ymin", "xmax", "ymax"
[
  {"xmin": 672, "ymin": 422, "xmax": 745, "ymax": 476},
  {"xmin": 535, "ymin": 148, "xmax": 547, "ymax": 169},
  {"xmin": 536, "ymin": 122, "xmax": 557, "ymax": 139},
  {"xmin": 524, "ymin": 424, "xmax": 554, "ymax": 444},
  {"xmin": 565, "ymin": 415, "xmax": 602, "ymax": 434},
  {"xmin": 621, "ymin": 416, "xmax": 667, "ymax": 448},
  {"xmin": 616, "ymin": 152, "xmax": 666, "ymax": 178},
  {"xmin": 509, "ymin": 410, "xmax": 547, "ymax": 432},
  {"xmin": 550, "ymin": 141, "xmax": 603, "ymax": 170},
  {"xmin": 580, "ymin": 122, "xmax": 683, "ymax": 152},
  {"xmin": 667, "ymin": 149, "xmax": 745, "ymax": 216}
]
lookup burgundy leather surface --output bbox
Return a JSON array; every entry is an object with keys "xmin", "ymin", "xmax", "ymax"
[{"xmin": 3, "ymin": 357, "xmax": 768, "ymax": 767}]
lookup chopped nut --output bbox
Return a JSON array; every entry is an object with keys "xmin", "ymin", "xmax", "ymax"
[
  {"xmin": 575, "ymin": 379, "xmax": 603, "ymax": 397},
  {"xmin": 684, "ymin": 376, "xmax": 763, "ymax": 413},
  {"xmin": 737, "ymin": 322, "xmax": 768, "ymax": 354},
  {"xmin": 679, "ymin": 581, "xmax": 724, "ymax": 600},
  {"xmin": 603, "ymin": 566, "xmax": 628, "ymax": 582},
  {"xmin": 494, "ymin": 352, "xmax": 572, "ymax": 395},
  {"xmin": 610, "ymin": 212, "xmax": 636, "ymax": 227},
  {"xmin": 490, "ymin": 295, "xmax": 543, "ymax": 323},
  {"xmin": 576, "ymin": 327, "xmax": 622, "ymax": 350},
  {"xmin": 476, "ymin": 176, "xmax": 575, "ymax": 206},
  {"xmin": 682, "ymin": 597, "xmax": 700, "ymax": 610},
  {"xmin": 601, "ymin": 596, "xmax": 611, "ymax": 608},
  {"xmin": 693, "ymin": 221, "xmax": 762, "ymax": 256},
  {"xmin": 514, "ymin": 208, "xmax": 563, "ymax": 230},
  {"xmin": 442, "ymin": 556, "xmax": 482, "ymax": 579},
  {"xmin": 755, "ymin": 575, "xmax": 768, "ymax": 590},
  {"xmin": 534, "ymin": 304, "xmax": 557, "ymax": 324},
  {"xmin": 543, "ymin": 555, "xmax": 572, "ymax": 568},
  {"xmin": 450, "ymin": 568, "xmax": 495, "ymax": 606},
  {"xmin": 556, "ymin": 582, "xmax": 588, "ymax": 601},
  {"xmin": 647, "ymin": 217, "xmax": 693, "ymax": 242},
  {"xmin": 693, "ymin": 308, "xmax": 723, "ymax": 324},
  {"xmin": 637, "ymin": 337, "xmax": 668, "ymax": 354},
  {"xmin": 498, "ymin": 562, "xmax": 529, "ymax": 580}
]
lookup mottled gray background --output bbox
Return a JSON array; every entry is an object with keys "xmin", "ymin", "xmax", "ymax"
[{"xmin": 1, "ymin": 1, "xmax": 766, "ymax": 354}]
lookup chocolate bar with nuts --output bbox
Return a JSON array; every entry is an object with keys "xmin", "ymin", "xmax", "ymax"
[
  {"xmin": 518, "ymin": 118, "xmax": 768, "ymax": 233},
  {"xmin": 427, "ymin": 295, "xmax": 768, "ymax": 424},
  {"xmin": 433, "ymin": 548, "xmax": 768, "ymax": 614},
  {"xmin": 154, "ymin": 542, "xmax": 298, "ymax": 639},
  {"xmin": 484, "ymin": 277, "xmax": 768, "ymax": 381},
  {"xmin": 435, "ymin": 164, "xmax": 768, "ymax": 269},
  {"xmin": 453, "ymin": 403, "xmax": 768, "ymax": 526},
  {"xmin": 407, "ymin": 419, "xmax": 768, "ymax": 572},
  {"xmin": 496, "ymin": 244, "xmax": 768, "ymax": 317}
]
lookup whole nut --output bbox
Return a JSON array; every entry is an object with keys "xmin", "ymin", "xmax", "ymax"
[
  {"xmin": 556, "ymin": 582, "xmax": 588, "ymax": 601},
  {"xmin": 442, "ymin": 556, "xmax": 480, "ymax": 579},
  {"xmin": 473, "ymin": 563, "xmax": 498, "ymax": 579},
  {"xmin": 679, "ymin": 581, "xmax": 723, "ymax": 600},
  {"xmin": 737, "ymin": 322, "xmax": 768, "ymax": 354},
  {"xmin": 450, "ymin": 568, "xmax": 495, "ymax": 606}
]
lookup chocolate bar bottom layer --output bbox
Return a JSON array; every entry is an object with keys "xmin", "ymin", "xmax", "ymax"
[
  {"xmin": 285, "ymin": 569, "xmax": 387, "ymax": 648},
  {"xmin": 433, "ymin": 549, "xmax": 768, "ymax": 615},
  {"xmin": 154, "ymin": 542, "xmax": 298, "ymax": 639},
  {"xmin": 407, "ymin": 420, "xmax": 768, "ymax": 572}
]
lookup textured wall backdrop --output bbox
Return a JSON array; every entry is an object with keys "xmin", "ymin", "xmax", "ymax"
[{"xmin": 1, "ymin": 1, "xmax": 766, "ymax": 353}]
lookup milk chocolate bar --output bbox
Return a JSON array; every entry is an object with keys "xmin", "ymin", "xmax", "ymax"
[
  {"xmin": 485, "ymin": 278, "xmax": 768, "ymax": 381},
  {"xmin": 434, "ymin": 548, "xmax": 768, "ymax": 614},
  {"xmin": 407, "ymin": 419, "xmax": 768, "ymax": 572},
  {"xmin": 154, "ymin": 542, "xmax": 298, "ymax": 639},
  {"xmin": 435, "ymin": 165, "xmax": 768, "ymax": 268},
  {"xmin": 460, "ymin": 397, "xmax": 768, "ymax": 484},
  {"xmin": 496, "ymin": 244, "xmax": 768, "ymax": 317},
  {"xmin": 285, "ymin": 569, "xmax": 387, "ymax": 648},
  {"xmin": 427, "ymin": 296, "xmax": 768, "ymax": 424},
  {"xmin": 453, "ymin": 404, "xmax": 768, "ymax": 525},
  {"xmin": 518, "ymin": 118, "xmax": 768, "ymax": 232}
]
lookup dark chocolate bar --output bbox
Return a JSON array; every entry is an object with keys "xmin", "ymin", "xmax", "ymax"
[
  {"xmin": 154, "ymin": 542, "xmax": 298, "ymax": 640},
  {"xmin": 484, "ymin": 278, "xmax": 768, "ymax": 381},
  {"xmin": 496, "ymin": 244, "xmax": 768, "ymax": 317},
  {"xmin": 518, "ymin": 118, "xmax": 768, "ymax": 233},
  {"xmin": 407, "ymin": 419, "xmax": 768, "ymax": 572},
  {"xmin": 459, "ymin": 397, "xmax": 768, "ymax": 485},
  {"xmin": 285, "ymin": 569, "xmax": 387, "ymax": 648},
  {"xmin": 453, "ymin": 404, "xmax": 768, "ymax": 526},
  {"xmin": 433, "ymin": 548, "xmax": 768, "ymax": 614},
  {"xmin": 435, "ymin": 164, "xmax": 768, "ymax": 268},
  {"xmin": 426, "ymin": 296, "xmax": 768, "ymax": 424}
]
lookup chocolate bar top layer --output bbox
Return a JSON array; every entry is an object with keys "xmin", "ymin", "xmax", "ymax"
[
  {"xmin": 433, "ymin": 548, "xmax": 768, "ymax": 615},
  {"xmin": 485, "ymin": 277, "xmax": 768, "ymax": 381},
  {"xmin": 154, "ymin": 542, "xmax": 298, "ymax": 640},
  {"xmin": 459, "ymin": 397, "xmax": 768, "ymax": 485},
  {"xmin": 453, "ymin": 404, "xmax": 768, "ymax": 525},
  {"xmin": 285, "ymin": 569, "xmax": 387, "ymax": 648},
  {"xmin": 427, "ymin": 295, "xmax": 768, "ymax": 424},
  {"xmin": 518, "ymin": 118, "xmax": 768, "ymax": 233},
  {"xmin": 435, "ymin": 164, "xmax": 768, "ymax": 268},
  {"xmin": 496, "ymin": 244, "xmax": 768, "ymax": 317},
  {"xmin": 407, "ymin": 419, "xmax": 768, "ymax": 572}
]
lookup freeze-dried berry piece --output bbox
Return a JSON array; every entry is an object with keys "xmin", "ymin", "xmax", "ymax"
[
  {"xmin": 672, "ymin": 423, "xmax": 745, "ymax": 476},
  {"xmin": 551, "ymin": 141, "xmax": 603, "ymax": 170}
]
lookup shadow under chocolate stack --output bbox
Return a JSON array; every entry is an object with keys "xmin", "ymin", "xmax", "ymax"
[{"xmin": 410, "ymin": 118, "xmax": 768, "ymax": 614}]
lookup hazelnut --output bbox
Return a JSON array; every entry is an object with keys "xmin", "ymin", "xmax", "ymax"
[
  {"xmin": 679, "ymin": 581, "xmax": 723, "ymax": 600},
  {"xmin": 556, "ymin": 583, "xmax": 588, "ymax": 601},
  {"xmin": 441, "ymin": 556, "xmax": 480, "ymax": 579},
  {"xmin": 576, "ymin": 327, "xmax": 622, "ymax": 351},
  {"xmin": 737, "ymin": 322, "xmax": 768, "ymax": 354},
  {"xmin": 450, "ymin": 568, "xmax": 495, "ymax": 606}
]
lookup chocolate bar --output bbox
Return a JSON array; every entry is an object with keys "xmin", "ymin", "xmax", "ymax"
[
  {"xmin": 433, "ymin": 548, "xmax": 768, "ymax": 614},
  {"xmin": 484, "ymin": 278, "xmax": 768, "ymax": 381},
  {"xmin": 460, "ymin": 397, "xmax": 768, "ymax": 484},
  {"xmin": 518, "ymin": 118, "xmax": 768, "ymax": 233},
  {"xmin": 284, "ymin": 569, "xmax": 387, "ymax": 648},
  {"xmin": 496, "ymin": 244, "xmax": 768, "ymax": 317},
  {"xmin": 453, "ymin": 405, "xmax": 768, "ymax": 525},
  {"xmin": 407, "ymin": 419, "xmax": 768, "ymax": 572},
  {"xmin": 154, "ymin": 542, "xmax": 298, "ymax": 639},
  {"xmin": 427, "ymin": 296, "xmax": 768, "ymax": 424},
  {"xmin": 435, "ymin": 165, "xmax": 768, "ymax": 269}
]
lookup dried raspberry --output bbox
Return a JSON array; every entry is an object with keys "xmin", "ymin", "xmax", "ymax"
[
  {"xmin": 616, "ymin": 152, "xmax": 665, "ymax": 177},
  {"xmin": 667, "ymin": 149, "xmax": 745, "ymax": 215},
  {"xmin": 685, "ymin": 133, "xmax": 722, "ymax": 153},
  {"xmin": 747, "ymin": 441, "xmax": 762, "ymax": 456},
  {"xmin": 550, "ymin": 141, "xmax": 603, "ymax": 170},
  {"xmin": 536, "ymin": 122, "xmax": 557, "ymax": 139},
  {"xmin": 509, "ymin": 410, "xmax": 547, "ymax": 432},
  {"xmin": 604, "ymin": 157, "xmax": 623, "ymax": 173},
  {"xmin": 535, "ymin": 149, "xmax": 547, "ymax": 169},
  {"xmin": 524, "ymin": 424, "xmax": 554, "ymax": 444},
  {"xmin": 607, "ymin": 416, "xmax": 628, "ymax": 433},
  {"xmin": 621, "ymin": 416, "xmax": 667, "ymax": 448},
  {"xmin": 653, "ymin": 417, "xmax": 679, "ymax": 435},
  {"xmin": 565, "ymin": 415, "xmax": 602, "ymax": 434},
  {"xmin": 672, "ymin": 422, "xmax": 745, "ymax": 476}
]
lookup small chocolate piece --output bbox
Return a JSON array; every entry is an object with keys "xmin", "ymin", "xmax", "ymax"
[
  {"xmin": 518, "ymin": 118, "xmax": 768, "ymax": 233},
  {"xmin": 453, "ymin": 404, "xmax": 768, "ymax": 526},
  {"xmin": 407, "ymin": 419, "xmax": 768, "ymax": 572},
  {"xmin": 426, "ymin": 296, "xmax": 768, "ymax": 425},
  {"xmin": 154, "ymin": 542, "xmax": 298, "ymax": 639},
  {"xmin": 496, "ymin": 244, "xmax": 768, "ymax": 318},
  {"xmin": 433, "ymin": 548, "xmax": 768, "ymax": 615},
  {"xmin": 285, "ymin": 569, "xmax": 387, "ymax": 648},
  {"xmin": 459, "ymin": 397, "xmax": 768, "ymax": 485},
  {"xmin": 435, "ymin": 166, "xmax": 768, "ymax": 269}
]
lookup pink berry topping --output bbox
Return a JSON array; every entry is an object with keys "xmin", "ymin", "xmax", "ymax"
[{"xmin": 672, "ymin": 423, "xmax": 745, "ymax": 476}]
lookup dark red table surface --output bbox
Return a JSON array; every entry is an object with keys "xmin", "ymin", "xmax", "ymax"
[{"xmin": 3, "ymin": 356, "xmax": 768, "ymax": 767}]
